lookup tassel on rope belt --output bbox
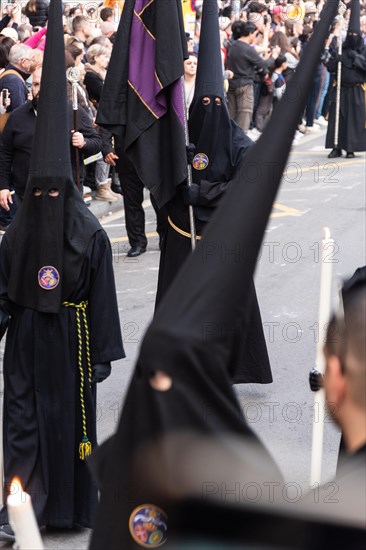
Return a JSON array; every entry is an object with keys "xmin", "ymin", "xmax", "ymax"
[
  {"xmin": 63, "ymin": 300, "xmax": 92, "ymax": 460},
  {"xmin": 167, "ymin": 216, "xmax": 202, "ymax": 240}
]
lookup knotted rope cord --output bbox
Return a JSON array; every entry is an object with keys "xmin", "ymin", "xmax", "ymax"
[{"xmin": 63, "ymin": 300, "xmax": 93, "ymax": 460}]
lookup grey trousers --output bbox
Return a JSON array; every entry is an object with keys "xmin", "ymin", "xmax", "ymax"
[{"xmin": 227, "ymin": 83, "xmax": 254, "ymax": 133}]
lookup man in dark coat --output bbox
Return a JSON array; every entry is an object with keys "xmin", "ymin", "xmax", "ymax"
[
  {"xmin": 326, "ymin": 0, "xmax": 366, "ymax": 158},
  {"xmin": 156, "ymin": 0, "xmax": 272, "ymax": 386},
  {"xmin": 0, "ymin": 65, "xmax": 101, "ymax": 210},
  {"xmin": 0, "ymin": 0, "xmax": 124, "ymax": 542}
]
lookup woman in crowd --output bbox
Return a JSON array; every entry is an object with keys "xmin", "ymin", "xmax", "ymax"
[{"xmin": 24, "ymin": 0, "xmax": 49, "ymax": 29}]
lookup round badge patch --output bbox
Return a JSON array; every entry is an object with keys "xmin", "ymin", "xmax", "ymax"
[
  {"xmin": 192, "ymin": 153, "xmax": 209, "ymax": 171},
  {"xmin": 129, "ymin": 504, "xmax": 168, "ymax": 547},
  {"xmin": 38, "ymin": 266, "xmax": 60, "ymax": 290}
]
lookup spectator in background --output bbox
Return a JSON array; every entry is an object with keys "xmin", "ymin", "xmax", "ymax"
[
  {"xmin": 0, "ymin": 65, "xmax": 102, "ymax": 212},
  {"xmin": 100, "ymin": 7, "xmax": 115, "ymax": 22},
  {"xmin": 0, "ymin": 43, "xmax": 33, "ymax": 232},
  {"xmin": 0, "ymin": 3, "xmax": 21, "ymax": 34},
  {"xmin": 24, "ymin": 26, "xmax": 47, "ymax": 51},
  {"xmin": 72, "ymin": 15, "xmax": 92, "ymax": 55},
  {"xmin": 183, "ymin": 53, "xmax": 197, "ymax": 110},
  {"xmin": 84, "ymin": 44, "xmax": 110, "ymax": 106},
  {"xmin": 271, "ymin": 53, "xmax": 287, "ymax": 106},
  {"xmin": 17, "ymin": 24, "xmax": 33, "ymax": 42},
  {"xmin": 270, "ymin": 31, "xmax": 299, "ymax": 80},
  {"xmin": 0, "ymin": 27, "xmax": 18, "ymax": 43},
  {"xmin": 227, "ymin": 21, "xmax": 268, "ymax": 133},
  {"xmin": 65, "ymin": 41, "xmax": 84, "ymax": 66},
  {"xmin": 0, "ymin": 36, "xmax": 15, "ymax": 72},
  {"xmin": 84, "ymin": 44, "xmax": 120, "ymax": 203},
  {"xmin": 254, "ymin": 44, "xmax": 281, "ymax": 134},
  {"xmin": 0, "ymin": 43, "xmax": 32, "ymax": 111},
  {"xmin": 24, "ymin": 0, "xmax": 49, "ymax": 29},
  {"xmin": 270, "ymin": 5, "xmax": 285, "ymax": 31},
  {"xmin": 362, "ymin": 15, "xmax": 366, "ymax": 44},
  {"xmin": 68, "ymin": 5, "xmax": 84, "ymax": 20},
  {"xmin": 90, "ymin": 35, "xmax": 113, "ymax": 52},
  {"xmin": 301, "ymin": 24, "xmax": 323, "ymax": 133}
]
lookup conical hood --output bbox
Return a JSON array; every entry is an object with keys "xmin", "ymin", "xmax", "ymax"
[
  {"xmin": 89, "ymin": 2, "xmax": 340, "ymax": 548},
  {"xmin": 5, "ymin": 0, "xmax": 100, "ymax": 313},
  {"xmin": 28, "ymin": 0, "xmax": 71, "ymax": 183},
  {"xmin": 192, "ymin": 0, "xmax": 224, "ymax": 104},
  {"xmin": 348, "ymin": 0, "xmax": 361, "ymax": 34}
]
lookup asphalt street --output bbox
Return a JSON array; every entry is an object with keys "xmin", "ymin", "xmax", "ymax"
[{"xmin": 0, "ymin": 128, "xmax": 365, "ymax": 548}]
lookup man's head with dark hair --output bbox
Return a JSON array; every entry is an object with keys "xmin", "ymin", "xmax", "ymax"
[
  {"xmin": 236, "ymin": 21, "xmax": 257, "ymax": 39},
  {"xmin": 100, "ymin": 7, "xmax": 114, "ymax": 22},
  {"xmin": 231, "ymin": 21, "xmax": 244, "ymax": 41},
  {"xmin": 324, "ymin": 268, "xmax": 366, "ymax": 452},
  {"xmin": 72, "ymin": 15, "xmax": 91, "ymax": 37}
]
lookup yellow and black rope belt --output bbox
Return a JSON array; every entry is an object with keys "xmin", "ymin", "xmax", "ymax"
[
  {"xmin": 167, "ymin": 216, "xmax": 202, "ymax": 240},
  {"xmin": 63, "ymin": 300, "xmax": 92, "ymax": 461}
]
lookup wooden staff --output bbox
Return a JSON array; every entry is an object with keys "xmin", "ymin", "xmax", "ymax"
[{"xmin": 66, "ymin": 67, "xmax": 82, "ymax": 193}]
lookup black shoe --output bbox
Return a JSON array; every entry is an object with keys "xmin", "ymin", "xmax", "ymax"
[
  {"xmin": 0, "ymin": 524, "xmax": 15, "ymax": 542},
  {"xmin": 127, "ymin": 246, "xmax": 146, "ymax": 257},
  {"xmin": 346, "ymin": 152, "xmax": 355, "ymax": 159},
  {"xmin": 327, "ymin": 148, "xmax": 342, "ymax": 158}
]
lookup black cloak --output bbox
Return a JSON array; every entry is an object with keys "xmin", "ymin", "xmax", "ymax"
[
  {"xmin": 0, "ymin": 0, "xmax": 125, "ymax": 529},
  {"xmin": 155, "ymin": 0, "xmax": 269, "ymax": 386},
  {"xmin": 89, "ymin": 2, "xmax": 340, "ymax": 548}
]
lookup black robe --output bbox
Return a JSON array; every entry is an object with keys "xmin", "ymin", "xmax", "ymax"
[
  {"xmin": 155, "ymin": 124, "xmax": 272, "ymax": 385},
  {"xmin": 325, "ymin": 46, "xmax": 366, "ymax": 152},
  {"xmin": 0, "ymin": 229, "xmax": 125, "ymax": 528}
]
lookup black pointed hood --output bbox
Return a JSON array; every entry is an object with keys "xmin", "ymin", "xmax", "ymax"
[
  {"xmin": 4, "ymin": 0, "xmax": 100, "ymax": 313},
  {"xmin": 348, "ymin": 0, "xmax": 361, "ymax": 34},
  {"xmin": 89, "ymin": 2, "xmax": 340, "ymax": 548},
  {"xmin": 191, "ymin": 0, "xmax": 224, "ymax": 103},
  {"xmin": 188, "ymin": 0, "xmax": 249, "ymax": 194}
]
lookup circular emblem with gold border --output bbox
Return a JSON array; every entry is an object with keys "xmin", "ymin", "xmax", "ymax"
[
  {"xmin": 192, "ymin": 153, "xmax": 209, "ymax": 171},
  {"xmin": 38, "ymin": 266, "xmax": 60, "ymax": 290},
  {"xmin": 129, "ymin": 504, "xmax": 168, "ymax": 547}
]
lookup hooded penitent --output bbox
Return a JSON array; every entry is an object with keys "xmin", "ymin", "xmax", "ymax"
[
  {"xmin": 0, "ymin": 0, "xmax": 125, "ymax": 531},
  {"xmin": 5, "ymin": 0, "xmax": 100, "ymax": 314},
  {"xmin": 325, "ymin": 0, "xmax": 366, "ymax": 152},
  {"xmin": 344, "ymin": 0, "xmax": 363, "ymax": 50},
  {"xmin": 155, "ymin": 0, "xmax": 269, "ymax": 387},
  {"xmin": 89, "ymin": 1, "xmax": 339, "ymax": 548},
  {"xmin": 188, "ymin": 0, "xmax": 249, "ymax": 206}
]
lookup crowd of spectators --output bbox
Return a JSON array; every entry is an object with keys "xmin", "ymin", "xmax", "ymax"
[
  {"xmin": 0, "ymin": 0, "xmax": 365, "ymax": 226},
  {"xmin": 198, "ymin": 0, "xmax": 366, "ymax": 141}
]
